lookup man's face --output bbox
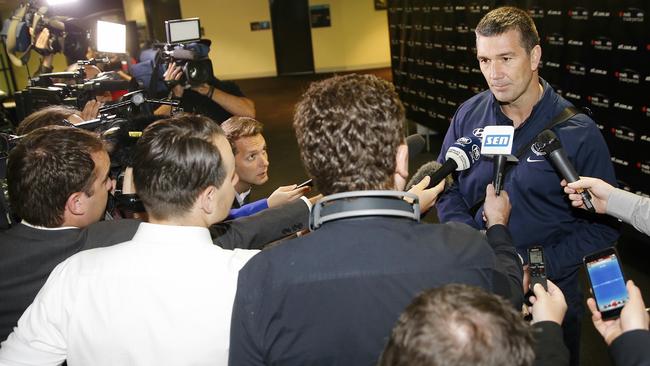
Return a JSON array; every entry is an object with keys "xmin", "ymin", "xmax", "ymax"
[
  {"xmin": 213, "ymin": 135, "xmax": 239, "ymax": 221},
  {"xmin": 83, "ymin": 150, "xmax": 112, "ymax": 226},
  {"xmin": 233, "ymin": 134, "xmax": 269, "ymax": 188},
  {"xmin": 476, "ymin": 29, "xmax": 539, "ymax": 107}
]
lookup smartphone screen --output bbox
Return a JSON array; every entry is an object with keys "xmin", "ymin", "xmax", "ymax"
[{"xmin": 585, "ymin": 251, "xmax": 628, "ymax": 315}]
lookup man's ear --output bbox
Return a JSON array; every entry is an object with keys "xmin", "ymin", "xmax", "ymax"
[
  {"xmin": 530, "ymin": 44, "xmax": 542, "ymax": 71},
  {"xmin": 198, "ymin": 185, "xmax": 217, "ymax": 214},
  {"xmin": 394, "ymin": 143, "xmax": 409, "ymax": 191},
  {"xmin": 65, "ymin": 191, "xmax": 86, "ymax": 216}
]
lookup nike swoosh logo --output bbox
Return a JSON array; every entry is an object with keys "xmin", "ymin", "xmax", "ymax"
[{"xmin": 527, "ymin": 157, "xmax": 545, "ymax": 163}]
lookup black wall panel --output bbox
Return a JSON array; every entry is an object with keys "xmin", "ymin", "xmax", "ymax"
[{"xmin": 388, "ymin": 0, "xmax": 650, "ymax": 195}]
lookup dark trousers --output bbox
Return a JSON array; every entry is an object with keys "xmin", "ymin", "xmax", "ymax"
[{"xmin": 555, "ymin": 270, "xmax": 584, "ymax": 366}]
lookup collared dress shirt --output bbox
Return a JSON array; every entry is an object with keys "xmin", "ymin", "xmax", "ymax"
[{"xmin": 0, "ymin": 223, "xmax": 258, "ymax": 366}]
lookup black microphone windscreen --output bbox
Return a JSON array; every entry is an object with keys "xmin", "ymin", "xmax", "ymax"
[
  {"xmin": 407, "ymin": 134, "xmax": 426, "ymax": 160},
  {"xmin": 406, "ymin": 160, "xmax": 454, "ymax": 191}
]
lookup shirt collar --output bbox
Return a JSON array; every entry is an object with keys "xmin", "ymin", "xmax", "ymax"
[
  {"xmin": 235, "ymin": 189, "xmax": 252, "ymax": 205},
  {"xmin": 131, "ymin": 222, "xmax": 213, "ymax": 246},
  {"xmin": 20, "ymin": 221, "xmax": 78, "ymax": 231},
  {"xmin": 492, "ymin": 77, "xmax": 551, "ymax": 129}
]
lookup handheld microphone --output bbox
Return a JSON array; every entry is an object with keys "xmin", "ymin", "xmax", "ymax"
[
  {"xmin": 406, "ymin": 134, "xmax": 426, "ymax": 160},
  {"xmin": 537, "ymin": 130, "xmax": 596, "ymax": 212},
  {"xmin": 481, "ymin": 126, "xmax": 516, "ymax": 195},
  {"xmin": 410, "ymin": 136, "xmax": 481, "ymax": 189},
  {"xmin": 406, "ymin": 160, "xmax": 454, "ymax": 190}
]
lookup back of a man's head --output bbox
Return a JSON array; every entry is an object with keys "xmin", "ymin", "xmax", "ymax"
[
  {"xmin": 16, "ymin": 105, "xmax": 81, "ymax": 135},
  {"xmin": 379, "ymin": 284, "xmax": 534, "ymax": 366},
  {"xmin": 133, "ymin": 114, "xmax": 228, "ymax": 221},
  {"xmin": 293, "ymin": 73, "xmax": 405, "ymax": 195},
  {"xmin": 7, "ymin": 126, "xmax": 105, "ymax": 227}
]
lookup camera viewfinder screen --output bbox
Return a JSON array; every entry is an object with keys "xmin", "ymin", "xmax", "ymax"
[
  {"xmin": 586, "ymin": 254, "xmax": 628, "ymax": 312},
  {"xmin": 167, "ymin": 19, "xmax": 200, "ymax": 43}
]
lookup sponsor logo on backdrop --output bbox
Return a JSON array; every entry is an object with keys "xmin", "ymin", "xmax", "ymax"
[
  {"xmin": 569, "ymin": 7, "xmax": 589, "ymax": 20},
  {"xmin": 611, "ymin": 156, "xmax": 630, "ymax": 166},
  {"xmin": 619, "ymin": 8, "xmax": 644, "ymax": 22}
]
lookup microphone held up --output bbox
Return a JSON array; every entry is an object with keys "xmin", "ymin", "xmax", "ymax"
[{"xmin": 537, "ymin": 130, "xmax": 596, "ymax": 212}]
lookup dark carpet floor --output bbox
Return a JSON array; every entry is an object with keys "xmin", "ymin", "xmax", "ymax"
[{"xmin": 235, "ymin": 68, "xmax": 650, "ymax": 366}]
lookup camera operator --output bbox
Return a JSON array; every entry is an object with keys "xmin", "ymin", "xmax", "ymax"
[
  {"xmin": 32, "ymin": 21, "xmax": 95, "ymax": 77},
  {"xmin": 154, "ymin": 62, "xmax": 256, "ymax": 123}
]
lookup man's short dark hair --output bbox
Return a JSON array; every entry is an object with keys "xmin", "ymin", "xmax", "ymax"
[
  {"xmin": 16, "ymin": 105, "xmax": 79, "ymax": 135},
  {"xmin": 475, "ymin": 6, "xmax": 540, "ymax": 53},
  {"xmin": 221, "ymin": 116, "xmax": 264, "ymax": 154},
  {"xmin": 133, "ymin": 114, "xmax": 227, "ymax": 220},
  {"xmin": 293, "ymin": 73, "xmax": 405, "ymax": 195},
  {"xmin": 7, "ymin": 126, "xmax": 105, "ymax": 227},
  {"xmin": 379, "ymin": 284, "xmax": 535, "ymax": 366}
]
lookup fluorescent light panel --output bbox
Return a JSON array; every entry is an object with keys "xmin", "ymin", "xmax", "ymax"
[{"xmin": 96, "ymin": 20, "xmax": 126, "ymax": 53}]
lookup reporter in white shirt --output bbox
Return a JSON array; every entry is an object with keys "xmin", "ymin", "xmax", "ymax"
[{"xmin": 0, "ymin": 115, "xmax": 257, "ymax": 366}]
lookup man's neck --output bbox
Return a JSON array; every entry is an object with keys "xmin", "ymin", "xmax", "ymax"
[
  {"xmin": 235, "ymin": 181, "xmax": 252, "ymax": 195},
  {"xmin": 500, "ymin": 79, "xmax": 543, "ymax": 128}
]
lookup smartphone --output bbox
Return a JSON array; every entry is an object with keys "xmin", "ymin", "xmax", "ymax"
[
  {"xmin": 583, "ymin": 247, "xmax": 629, "ymax": 320},
  {"xmin": 528, "ymin": 246, "xmax": 547, "ymax": 291},
  {"xmin": 296, "ymin": 179, "xmax": 313, "ymax": 189}
]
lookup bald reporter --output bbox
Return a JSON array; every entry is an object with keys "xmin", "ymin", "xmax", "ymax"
[
  {"xmin": 562, "ymin": 177, "xmax": 650, "ymax": 236},
  {"xmin": 379, "ymin": 282, "xmax": 569, "ymax": 366}
]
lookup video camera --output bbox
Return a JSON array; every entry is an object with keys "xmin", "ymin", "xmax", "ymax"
[
  {"xmin": 0, "ymin": 1, "xmax": 88, "ymax": 66},
  {"xmin": 14, "ymin": 58, "xmax": 132, "ymax": 121},
  {"xmin": 159, "ymin": 18, "xmax": 213, "ymax": 87}
]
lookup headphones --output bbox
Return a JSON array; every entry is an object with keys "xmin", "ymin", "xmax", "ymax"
[{"xmin": 309, "ymin": 190, "xmax": 420, "ymax": 231}]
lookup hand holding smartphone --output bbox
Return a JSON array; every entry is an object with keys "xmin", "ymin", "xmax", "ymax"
[
  {"xmin": 584, "ymin": 247, "xmax": 629, "ymax": 320},
  {"xmin": 296, "ymin": 179, "xmax": 313, "ymax": 189}
]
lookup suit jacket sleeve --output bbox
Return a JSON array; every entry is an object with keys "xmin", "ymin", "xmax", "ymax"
[
  {"xmin": 533, "ymin": 321, "xmax": 570, "ymax": 366},
  {"xmin": 210, "ymin": 199, "xmax": 309, "ymax": 250},
  {"xmin": 609, "ymin": 329, "xmax": 650, "ymax": 366},
  {"xmin": 486, "ymin": 224, "xmax": 524, "ymax": 307}
]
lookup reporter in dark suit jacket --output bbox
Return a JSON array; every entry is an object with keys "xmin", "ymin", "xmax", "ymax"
[{"xmin": 0, "ymin": 125, "xmax": 309, "ymax": 343}]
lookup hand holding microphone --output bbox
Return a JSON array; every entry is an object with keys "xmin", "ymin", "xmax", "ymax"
[
  {"xmin": 407, "ymin": 135, "xmax": 482, "ymax": 191},
  {"xmin": 481, "ymin": 126, "xmax": 516, "ymax": 196},
  {"xmin": 561, "ymin": 177, "xmax": 613, "ymax": 214},
  {"xmin": 537, "ymin": 130, "xmax": 596, "ymax": 212}
]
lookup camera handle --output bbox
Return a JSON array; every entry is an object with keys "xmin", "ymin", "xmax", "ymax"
[{"xmin": 98, "ymin": 97, "xmax": 180, "ymax": 115}]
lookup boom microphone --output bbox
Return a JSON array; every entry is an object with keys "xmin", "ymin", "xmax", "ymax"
[{"xmin": 537, "ymin": 130, "xmax": 596, "ymax": 212}]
